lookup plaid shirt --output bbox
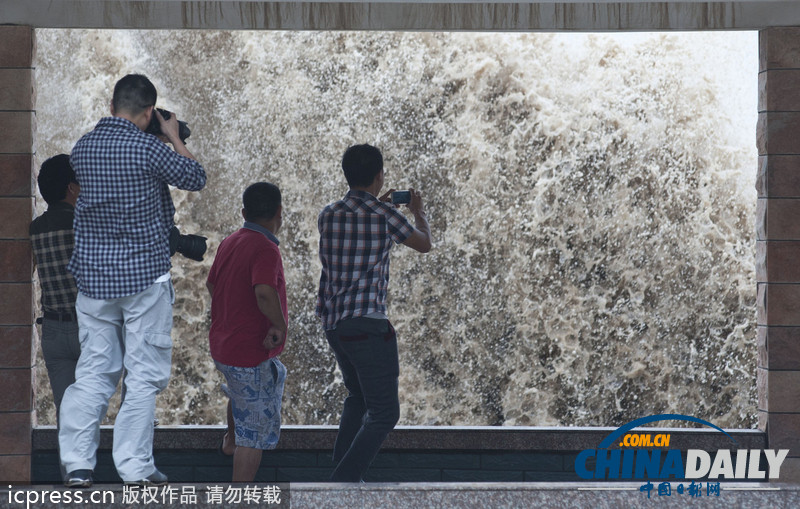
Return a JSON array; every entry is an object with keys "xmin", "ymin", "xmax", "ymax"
[
  {"xmin": 30, "ymin": 202, "xmax": 78, "ymax": 315},
  {"xmin": 68, "ymin": 116, "xmax": 206, "ymax": 299},
  {"xmin": 316, "ymin": 189, "xmax": 414, "ymax": 330}
]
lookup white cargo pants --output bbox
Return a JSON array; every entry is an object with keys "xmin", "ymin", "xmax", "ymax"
[{"xmin": 58, "ymin": 279, "xmax": 173, "ymax": 481}]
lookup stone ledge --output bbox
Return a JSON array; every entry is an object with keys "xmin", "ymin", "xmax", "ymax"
[{"xmin": 33, "ymin": 425, "xmax": 767, "ymax": 452}]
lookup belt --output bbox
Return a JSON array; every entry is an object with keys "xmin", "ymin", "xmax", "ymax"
[{"xmin": 40, "ymin": 311, "xmax": 77, "ymax": 322}]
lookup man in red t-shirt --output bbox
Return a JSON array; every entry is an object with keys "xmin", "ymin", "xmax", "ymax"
[{"xmin": 207, "ymin": 182, "xmax": 288, "ymax": 482}]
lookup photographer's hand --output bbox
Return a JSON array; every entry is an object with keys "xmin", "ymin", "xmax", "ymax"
[
  {"xmin": 155, "ymin": 109, "xmax": 197, "ymax": 161},
  {"xmin": 402, "ymin": 188, "xmax": 432, "ymax": 253},
  {"xmin": 379, "ymin": 189, "xmax": 396, "ymax": 204},
  {"xmin": 408, "ymin": 188, "xmax": 425, "ymax": 216}
]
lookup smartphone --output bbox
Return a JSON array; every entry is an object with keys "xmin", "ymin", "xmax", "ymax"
[{"xmin": 391, "ymin": 190, "xmax": 411, "ymax": 204}]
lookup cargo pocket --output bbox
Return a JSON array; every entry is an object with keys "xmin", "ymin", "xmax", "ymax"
[
  {"xmin": 145, "ymin": 332, "xmax": 172, "ymax": 349},
  {"xmin": 144, "ymin": 332, "xmax": 173, "ymax": 390}
]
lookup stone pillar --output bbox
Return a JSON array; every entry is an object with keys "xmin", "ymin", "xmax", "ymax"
[
  {"xmin": 0, "ymin": 26, "xmax": 35, "ymax": 484},
  {"xmin": 757, "ymin": 27, "xmax": 800, "ymax": 482}
]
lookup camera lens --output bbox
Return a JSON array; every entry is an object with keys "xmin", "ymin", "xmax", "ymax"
[
  {"xmin": 145, "ymin": 108, "xmax": 191, "ymax": 143},
  {"xmin": 176, "ymin": 233, "xmax": 207, "ymax": 262},
  {"xmin": 169, "ymin": 226, "xmax": 207, "ymax": 261}
]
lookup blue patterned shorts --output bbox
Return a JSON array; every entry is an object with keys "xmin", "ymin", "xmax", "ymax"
[{"xmin": 215, "ymin": 358, "xmax": 287, "ymax": 450}]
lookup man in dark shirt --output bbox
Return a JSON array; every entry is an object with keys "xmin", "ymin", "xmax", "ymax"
[{"xmin": 30, "ymin": 154, "xmax": 81, "ymax": 417}]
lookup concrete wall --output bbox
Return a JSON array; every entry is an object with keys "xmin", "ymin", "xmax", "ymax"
[{"xmin": 1, "ymin": 1, "xmax": 800, "ymax": 31}]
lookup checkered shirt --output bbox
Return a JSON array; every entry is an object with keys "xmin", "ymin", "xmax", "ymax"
[
  {"xmin": 316, "ymin": 189, "xmax": 414, "ymax": 330},
  {"xmin": 29, "ymin": 202, "xmax": 79, "ymax": 314},
  {"xmin": 67, "ymin": 116, "xmax": 206, "ymax": 299}
]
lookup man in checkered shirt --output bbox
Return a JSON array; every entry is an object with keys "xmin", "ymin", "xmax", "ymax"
[
  {"xmin": 59, "ymin": 74, "xmax": 206, "ymax": 488},
  {"xmin": 316, "ymin": 144, "xmax": 431, "ymax": 482},
  {"xmin": 30, "ymin": 154, "xmax": 81, "ymax": 421}
]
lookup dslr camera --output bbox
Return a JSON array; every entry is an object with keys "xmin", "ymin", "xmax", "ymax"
[
  {"xmin": 146, "ymin": 108, "xmax": 191, "ymax": 143},
  {"xmin": 169, "ymin": 226, "xmax": 207, "ymax": 261}
]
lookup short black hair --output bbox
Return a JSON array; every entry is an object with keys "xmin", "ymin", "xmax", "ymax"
[
  {"xmin": 112, "ymin": 74, "xmax": 157, "ymax": 115},
  {"xmin": 243, "ymin": 182, "xmax": 282, "ymax": 222},
  {"xmin": 37, "ymin": 154, "xmax": 76, "ymax": 205},
  {"xmin": 342, "ymin": 144, "xmax": 383, "ymax": 188}
]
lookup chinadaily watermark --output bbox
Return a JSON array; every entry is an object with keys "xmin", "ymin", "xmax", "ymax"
[
  {"xmin": 574, "ymin": 414, "xmax": 789, "ymax": 499},
  {"xmin": 5, "ymin": 484, "xmax": 290, "ymax": 509}
]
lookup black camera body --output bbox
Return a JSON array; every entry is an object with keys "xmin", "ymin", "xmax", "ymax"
[
  {"xmin": 169, "ymin": 226, "xmax": 207, "ymax": 261},
  {"xmin": 146, "ymin": 108, "xmax": 191, "ymax": 143}
]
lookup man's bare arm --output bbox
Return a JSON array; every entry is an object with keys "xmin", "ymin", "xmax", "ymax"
[{"xmin": 402, "ymin": 188, "xmax": 431, "ymax": 253}]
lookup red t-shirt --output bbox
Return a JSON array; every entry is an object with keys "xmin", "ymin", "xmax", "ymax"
[{"xmin": 207, "ymin": 227, "xmax": 287, "ymax": 367}]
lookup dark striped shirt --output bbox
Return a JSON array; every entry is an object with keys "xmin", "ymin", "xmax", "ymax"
[
  {"xmin": 30, "ymin": 202, "xmax": 78, "ymax": 315},
  {"xmin": 316, "ymin": 189, "xmax": 414, "ymax": 330}
]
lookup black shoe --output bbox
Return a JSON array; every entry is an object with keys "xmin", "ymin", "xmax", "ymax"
[
  {"xmin": 64, "ymin": 469, "xmax": 93, "ymax": 488},
  {"xmin": 124, "ymin": 469, "xmax": 168, "ymax": 486}
]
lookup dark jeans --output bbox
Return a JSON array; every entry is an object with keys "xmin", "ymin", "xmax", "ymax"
[
  {"xmin": 325, "ymin": 317, "xmax": 400, "ymax": 482},
  {"xmin": 41, "ymin": 317, "xmax": 81, "ymax": 415},
  {"xmin": 41, "ymin": 317, "xmax": 81, "ymax": 480}
]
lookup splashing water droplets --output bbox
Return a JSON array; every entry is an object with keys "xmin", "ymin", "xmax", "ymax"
[{"xmin": 32, "ymin": 30, "xmax": 757, "ymax": 428}]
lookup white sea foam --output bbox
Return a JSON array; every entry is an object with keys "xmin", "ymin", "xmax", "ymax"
[{"xmin": 33, "ymin": 30, "xmax": 758, "ymax": 428}]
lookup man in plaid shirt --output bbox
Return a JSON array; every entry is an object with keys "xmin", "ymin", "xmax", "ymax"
[
  {"xmin": 30, "ymin": 154, "xmax": 81, "ymax": 420},
  {"xmin": 59, "ymin": 74, "xmax": 206, "ymax": 488},
  {"xmin": 317, "ymin": 144, "xmax": 431, "ymax": 482}
]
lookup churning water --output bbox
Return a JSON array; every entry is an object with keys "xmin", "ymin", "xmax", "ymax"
[{"xmin": 33, "ymin": 30, "xmax": 758, "ymax": 428}]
